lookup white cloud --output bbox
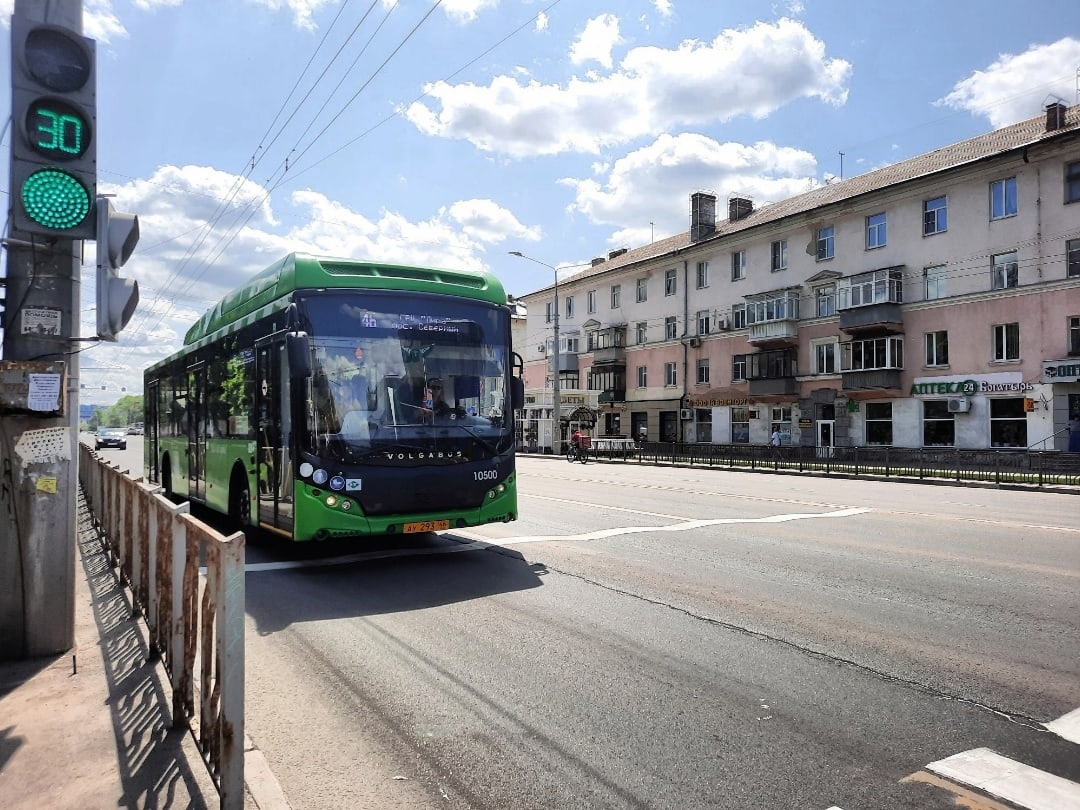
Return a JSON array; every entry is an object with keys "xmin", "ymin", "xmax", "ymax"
[
  {"xmin": 405, "ymin": 18, "xmax": 850, "ymax": 157},
  {"xmin": 560, "ymin": 132, "xmax": 818, "ymax": 244},
  {"xmin": 242, "ymin": 0, "xmax": 339, "ymax": 31},
  {"xmin": 570, "ymin": 14, "xmax": 624, "ymax": 69},
  {"xmin": 440, "ymin": 0, "xmax": 500, "ymax": 24},
  {"xmin": 653, "ymin": 0, "xmax": 673, "ymax": 16},
  {"xmin": 535, "ymin": 11, "xmax": 549, "ymax": 32},
  {"xmin": 937, "ymin": 37, "xmax": 1080, "ymax": 128}
]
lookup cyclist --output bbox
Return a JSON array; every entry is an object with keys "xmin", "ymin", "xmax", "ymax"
[{"xmin": 570, "ymin": 429, "xmax": 587, "ymax": 462}]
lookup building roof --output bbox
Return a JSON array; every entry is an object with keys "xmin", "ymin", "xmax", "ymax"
[{"xmin": 533, "ymin": 104, "xmax": 1079, "ymax": 295}]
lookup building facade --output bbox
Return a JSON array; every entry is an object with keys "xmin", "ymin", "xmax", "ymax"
[{"xmin": 518, "ymin": 103, "xmax": 1080, "ymax": 454}]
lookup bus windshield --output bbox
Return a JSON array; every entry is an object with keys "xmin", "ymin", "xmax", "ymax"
[{"xmin": 299, "ymin": 291, "xmax": 513, "ymax": 462}]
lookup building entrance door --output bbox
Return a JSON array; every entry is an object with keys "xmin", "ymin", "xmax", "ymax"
[{"xmin": 817, "ymin": 419, "xmax": 835, "ymax": 458}]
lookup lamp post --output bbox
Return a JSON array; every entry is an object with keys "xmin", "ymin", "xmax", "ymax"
[{"xmin": 509, "ymin": 251, "xmax": 561, "ymax": 453}]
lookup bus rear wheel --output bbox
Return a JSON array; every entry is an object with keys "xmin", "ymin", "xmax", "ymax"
[{"xmin": 228, "ymin": 468, "xmax": 251, "ymax": 532}]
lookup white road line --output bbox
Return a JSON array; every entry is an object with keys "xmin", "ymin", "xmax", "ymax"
[
  {"xmin": 245, "ymin": 507, "xmax": 870, "ymax": 572},
  {"xmin": 926, "ymin": 748, "xmax": 1080, "ymax": 810},
  {"xmin": 1046, "ymin": 707, "xmax": 1080, "ymax": 744}
]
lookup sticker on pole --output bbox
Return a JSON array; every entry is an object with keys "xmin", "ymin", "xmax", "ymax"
[{"xmin": 14, "ymin": 426, "xmax": 71, "ymax": 464}]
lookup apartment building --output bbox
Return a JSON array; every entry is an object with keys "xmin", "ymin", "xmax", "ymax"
[{"xmin": 518, "ymin": 103, "xmax": 1080, "ymax": 453}]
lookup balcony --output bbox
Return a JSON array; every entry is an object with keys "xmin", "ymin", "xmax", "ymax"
[
  {"xmin": 597, "ymin": 389, "xmax": 626, "ymax": 404},
  {"xmin": 746, "ymin": 289, "xmax": 800, "ymax": 346},
  {"xmin": 842, "ymin": 369, "xmax": 902, "ymax": 392},
  {"xmin": 838, "ymin": 267, "xmax": 904, "ymax": 335},
  {"xmin": 591, "ymin": 345, "xmax": 626, "ymax": 365},
  {"xmin": 551, "ymin": 352, "xmax": 579, "ymax": 372},
  {"xmin": 840, "ymin": 337, "xmax": 903, "ymax": 393},
  {"xmin": 746, "ymin": 348, "xmax": 797, "ymax": 396}
]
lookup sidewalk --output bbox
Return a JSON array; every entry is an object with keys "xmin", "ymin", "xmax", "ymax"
[{"xmin": 0, "ymin": 495, "xmax": 238, "ymax": 809}]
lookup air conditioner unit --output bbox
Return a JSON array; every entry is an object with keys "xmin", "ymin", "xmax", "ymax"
[
  {"xmin": 680, "ymin": 408, "xmax": 694, "ymax": 420},
  {"xmin": 716, "ymin": 315, "xmax": 731, "ymax": 330},
  {"xmin": 537, "ymin": 345, "xmax": 546, "ymax": 353},
  {"xmin": 688, "ymin": 337, "xmax": 702, "ymax": 348},
  {"xmin": 947, "ymin": 397, "xmax": 971, "ymax": 413}
]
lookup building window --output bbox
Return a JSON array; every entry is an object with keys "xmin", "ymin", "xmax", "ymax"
[
  {"xmin": 732, "ymin": 304, "xmax": 747, "ymax": 329},
  {"xmin": 696, "ymin": 359, "xmax": 710, "ymax": 385},
  {"xmin": 731, "ymin": 406, "xmax": 750, "ymax": 443},
  {"xmin": 610, "ymin": 285, "xmax": 620, "ymax": 309},
  {"xmin": 565, "ymin": 296, "xmax": 574, "ymax": 319},
  {"xmin": 732, "ymin": 355, "xmax": 747, "ymax": 383},
  {"xmin": 664, "ymin": 268, "xmax": 677, "ymax": 296},
  {"xmin": 816, "ymin": 225, "xmax": 835, "ymax": 260},
  {"xmin": 565, "ymin": 337, "xmax": 579, "ymax": 354},
  {"xmin": 813, "ymin": 339, "xmax": 837, "ymax": 374},
  {"xmin": 636, "ymin": 365, "xmax": 647, "ymax": 388},
  {"xmin": 841, "ymin": 267, "xmax": 902, "ymax": 309},
  {"xmin": 1068, "ymin": 239, "xmax": 1080, "ymax": 278},
  {"xmin": 925, "ymin": 265, "xmax": 947, "ymax": 300},
  {"xmin": 925, "ymin": 331, "xmax": 949, "ymax": 366},
  {"xmin": 992, "ymin": 250, "xmax": 1018, "ymax": 289},
  {"xmin": 696, "ymin": 412, "xmax": 712, "ymax": 443},
  {"xmin": 840, "ymin": 337, "xmax": 904, "ymax": 371},
  {"xmin": 865, "ymin": 402, "xmax": 893, "ymax": 445},
  {"xmin": 696, "ymin": 261, "xmax": 709, "ymax": 288},
  {"xmin": 746, "ymin": 291, "xmax": 799, "ymax": 324},
  {"xmin": 991, "ymin": 177, "xmax": 1017, "ymax": 220},
  {"xmin": 664, "ymin": 362, "xmax": 677, "ymax": 387},
  {"xmin": 697, "ymin": 310, "xmax": 710, "ymax": 335},
  {"xmin": 1070, "ymin": 316, "xmax": 1080, "ymax": 355},
  {"xmin": 636, "ymin": 277, "xmax": 648, "ymax": 303},
  {"xmin": 665, "ymin": 316, "xmax": 677, "ymax": 340},
  {"xmin": 866, "ymin": 212, "xmax": 887, "ymax": 249},
  {"xmin": 771, "ymin": 239, "xmax": 787, "ymax": 272},
  {"xmin": 545, "ymin": 302, "xmax": 553, "ymax": 324},
  {"xmin": 815, "ymin": 285, "xmax": 836, "ymax": 317},
  {"xmin": 993, "ymin": 322, "xmax": 1020, "ymax": 362},
  {"xmin": 924, "ymin": 195, "xmax": 947, "ymax": 235},
  {"xmin": 636, "ymin": 321, "xmax": 648, "ymax": 345},
  {"xmin": 588, "ymin": 290, "xmax": 596, "ymax": 313},
  {"xmin": 770, "ymin": 405, "xmax": 792, "ymax": 444},
  {"xmin": 923, "ymin": 400, "xmax": 955, "ymax": 446},
  {"xmin": 990, "ymin": 398, "xmax": 1027, "ymax": 448},
  {"xmin": 731, "ymin": 250, "xmax": 746, "ymax": 281},
  {"xmin": 1066, "ymin": 160, "xmax": 1080, "ymax": 204}
]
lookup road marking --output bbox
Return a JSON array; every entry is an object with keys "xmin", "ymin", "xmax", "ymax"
[
  {"xmin": 1046, "ymin": 707, "xmax": 1080, "ymax": 744},
  {"xmin": 244, "ymin": 508, "xmax": 869, "ymax": 571},
  {"xmin": 926, "ymin": 748, "xmax": 1080, "ymax": 810}
]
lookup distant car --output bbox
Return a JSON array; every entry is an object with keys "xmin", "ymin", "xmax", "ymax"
[
  {"xmin": 126, "ymin": 424, "xmax": 143, "ymax": 435},
  {"xmin": 96, "ymin": 427, "xmax": 128, "ymax": 450}
]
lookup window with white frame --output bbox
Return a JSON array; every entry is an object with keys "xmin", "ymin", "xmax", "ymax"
[
  {"xmin": 731, "ymin": 250, "xmax": 746, "ymax": 281},
  {"xmin": 812, "ymin": 338, "xmax": 838, "ymax": 374},
  {"xmin": 1069, "ymin": 239, "xmax": 1080, "ymax": 278},
  {"xmin": 865, "ymin": 402, "xmax": 893, "ymax": 445},
  {"xmin": 636, "ymin": 365, "xmax": 647, "ymax": 388},
  {"xmin": 636, "ymin": 321, "xmax": 648, "ymax": 345},
  {"xmin": 565, "ymin": 296, "xmax": 574, "ymax": 319},
  {"xmin": 816, "ymin": 225, "xmax": 835, "ymax": 260},
  {"xmin": 923, "ymin": 400, "xmax": 955, "ymax": 446},
  {"xmin": 925, "ymin": 265, "xmax": 947, "ymax": 300},
  {"xmin": 697, "ymin": 310, "xmax": 710, "ymax": 335},
  {"xmin": 665, "ymin": 316, "xmax": 677, "ymax": 340},
  {"xmin": 770, "ymin": 405, "xmax": 792, "ymax": 444},
  {"xmin": 990, "ymin": 398, "xmax": 1027, "ymax": 447},
  {"xmin": 925, "ymin": 330, "xmax": 949, "ymax": 366},
  {"xmin": 993, "ymin": 323, "xmax": 1020, "ymax": 361},
  {"xmin": 771, "ymin": 239, "xmax": 787, "ymax": 272},
  {"xmin": 664, "ymin": 268, "xmax": 677, "ymax": 296},
  {"xmin": 696, "ymin": 358, "xmax": 710, "ymax": 385},
  {"xmin": 732, "ymin": 303, "xmax": 747, "ymax": 329},
  {"xmin": 866, "ymin": 212, "xmax": 887, "ymax": 249},
  {"xmin": 664, "ymin": 362, "xmax": 677, "ymax": 387},
  {"xmin": 732, "ymin": 355, "xmax": 747, "ymax": 382},
  {"xmin": 588, "ymin": 290, "xmax": 596, "ymax": 313},
  {"xmin": 636, "ymin": 277, "xmax": 648, "ymax": 302},
  {"xmin": 924, "ymin": 195, "xmax": 947, "ymax": 235},
  {"xmin": 564, "ymin": 336, "xmax": 579, "ymax": 353},
  {"xmin": 841, "ymin": 267, "xmax": 902, "ymax": 308},
  {"xmin": 746, "ymin": 291, "xmax": 799, "ymax": 324},
  {"xmin": 815, "ymin": 284, "xmax": 836, "ymax": 317},
  {"xmin": 991, "ymin": 177, "xmax": 1017, "ymax": 220},
  {"xmin": 610, "ymin": 284, "xmax": 620, "ymax": 308},
  {"xmin": 696, "ymin": 261, "xmax": 709, "ymax": 288},
  {"xmin": 992, "ymin": 250, "xmax": 1018, "ymax": 289},
  {"xmin": 840, "ymin": 336, "xmax": 904, "ymax": 371},
  {"xmin": 731, "ymin": 406, "xmax": 750, "ymax": 443}
]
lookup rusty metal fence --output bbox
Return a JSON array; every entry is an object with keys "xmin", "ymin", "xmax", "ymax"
[
  {"xmin": 78, "ymin": 444, "xmax": 245, "ymax": 810},
  {"xmin": 628, "ymin": 442, "xmax": 1080, "ymax": 489}
]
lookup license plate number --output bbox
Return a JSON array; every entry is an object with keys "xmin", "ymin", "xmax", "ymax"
[{"xmin": 403, "ymin": 520, "xmax": 450, "ymax": 534}]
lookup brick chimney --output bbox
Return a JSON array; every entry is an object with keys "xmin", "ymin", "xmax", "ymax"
[{"xmin": 1046, "ymin": 101, "xmax": 1067, "ymax": 131}]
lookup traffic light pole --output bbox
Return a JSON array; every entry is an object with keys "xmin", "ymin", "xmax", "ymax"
[{"xmin": 0, "ymin": 0, "xmax": 85, "ymax": 659}]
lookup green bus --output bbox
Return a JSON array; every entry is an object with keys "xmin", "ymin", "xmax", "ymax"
[{"xmin": 144, "ymin": 253, "xmax": 523, "ymax": 541}]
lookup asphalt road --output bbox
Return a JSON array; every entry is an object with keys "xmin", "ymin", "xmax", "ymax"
[{"xmin": 99, "ymin": 440, "xmax": 1080, "ymax": 808}]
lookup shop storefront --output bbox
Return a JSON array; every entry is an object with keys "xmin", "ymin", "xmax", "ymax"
[{"xmin": 1043, "ymin": 358, "xmax": 1080, "ymax": 451}]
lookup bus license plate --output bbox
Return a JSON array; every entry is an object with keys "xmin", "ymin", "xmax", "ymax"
[{"xmin": 403, "ymin": 520, "xmax": 450, "ymax": 534}]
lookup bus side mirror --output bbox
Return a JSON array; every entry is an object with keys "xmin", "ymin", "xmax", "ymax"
[
  {"xmin": 288, "ymin": 333, "xmax": 312, "ymax": 379},
  {"xmin": 511, "ymin": 377, "xmax": 524, "ymax": 410}
]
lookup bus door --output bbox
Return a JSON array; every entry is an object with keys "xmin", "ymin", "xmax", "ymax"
[
  {"xmin": 146, "ymin": 379, "xmax": 160, "ymax": 483},
  {"xmin": 187, "ymin": 362, "xmax": 208, "ymax": 501},
  {"xmin": 255, "ymin": 338, "xmax": 294, "ymax": 533}
]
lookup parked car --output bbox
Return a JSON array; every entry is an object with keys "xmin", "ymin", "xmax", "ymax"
[{"xmin": 96, "ymin": 427, "xmax": 128, "ymax": 450}]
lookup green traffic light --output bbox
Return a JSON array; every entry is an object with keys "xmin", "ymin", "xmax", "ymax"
[{"xmin": 21, "ymin": 167, "xmax": 91, "ymax": 230}]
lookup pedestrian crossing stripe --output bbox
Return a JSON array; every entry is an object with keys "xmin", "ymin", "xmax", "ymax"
[
  {"xmin": 926, "ymin": 748, "xmax": 1080, "ymax": 810},
  {"xmin": 1046, "ymin": 707, "xmax": 1080, "ymax": 745}
]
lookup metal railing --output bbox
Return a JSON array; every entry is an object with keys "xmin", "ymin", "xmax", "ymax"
[
  {"xmin": 79, "ymin": 444, "xmax": 245, "ymax": 810},
  {"xmin": 624, "ymin": 442, "xmax": 1080, "ymax": 489}
]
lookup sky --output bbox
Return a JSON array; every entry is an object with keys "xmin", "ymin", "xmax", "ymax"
[{"xmin": 2, "ymin": 0, "xmax": 1079, "ymax": 405}]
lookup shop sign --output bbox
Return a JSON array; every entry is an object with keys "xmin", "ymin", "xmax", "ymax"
[
  {"xmin": 910, "ymin": 374, "xmax": 1033, "ymax": 396},
  {"xmin": 686, "ymin": 396, "xmax": 750, "ymax": 407},
  {"xmin": 798, "ymin": 418, "xmax": 812, "ymax": 428},
  {"xmin": 1043, "ymin": 359, "xmax": 1080, "ymax": 383}
]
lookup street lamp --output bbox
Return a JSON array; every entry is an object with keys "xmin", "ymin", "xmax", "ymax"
[{"xmin": 509, "ymin": 251, "xmax": 561, "ymax": 453}]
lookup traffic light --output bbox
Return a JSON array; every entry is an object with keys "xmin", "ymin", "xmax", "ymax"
[
  {"xmin": 10, "ymin": 14, "xmax": 96, "ymax": 239},
  {"xmin": 95, "ymin": 199, "xmax": 140, "ymax": 341}
]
